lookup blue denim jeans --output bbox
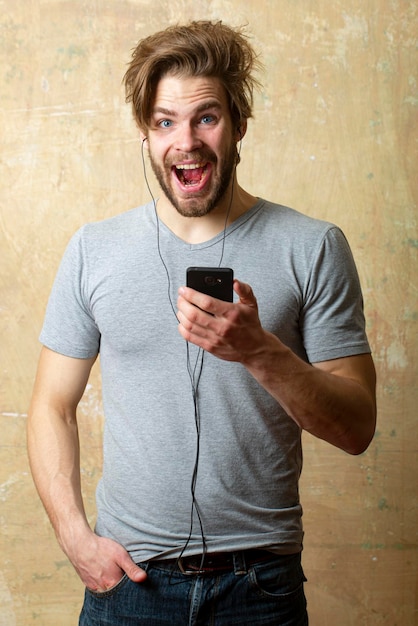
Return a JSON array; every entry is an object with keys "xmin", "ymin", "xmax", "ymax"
[{"xmin": 79, "ymin": 551, "xmax": 308, "ymax": 625}]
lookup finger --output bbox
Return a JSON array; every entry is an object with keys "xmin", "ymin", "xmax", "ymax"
[
  {"xmin": 177, "ymin": 309, "xmax": 211, "ymax": 343},
  {"xmin": 177, "ymin": 296, "xmax": 208, "ymax": 329},
  {"xmin": 118, "ymin": 553, "xmax": 147, "ymax": 583},
  {"xmin": 233, "ymin": 280, "xmax": 257, "ymax": 307},
  {"xmin": 177, "ymin": 322, "xmax": 210, "ymax": 349},
  {"xmin": 126, "ymin": 562, "xmax": 147, "ymax": 583},
  {"xmin": 178, "ymin": 287, "xmax": 231, "ymax": 317}
]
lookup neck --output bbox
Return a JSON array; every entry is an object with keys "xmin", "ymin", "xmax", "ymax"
[{"xmin": 156, "ymin": 182, "xmax": 257, "ymax": 244}]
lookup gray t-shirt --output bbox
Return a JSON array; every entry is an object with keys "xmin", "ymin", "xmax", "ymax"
[{"xmin": 40, "ymin": 199, "xmax": 371, "ymax": 561}]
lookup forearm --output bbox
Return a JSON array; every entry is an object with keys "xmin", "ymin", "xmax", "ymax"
[
  {"xmin": 27, "ymin": 349, "xmax": 146, "ymax": 589},
  {"xmin": 177, "ymin": 281, "xmax": 376, "ymax": 454},
  {"xmin": 27, "ymin": 405, "xmax": 91, "ymax": 552},
  {"xmin": 27, "ymin": 401, "xmax": 147, "ymax": 589},
  {"xmin": 243, "ymin": 331, "xmax": 376, "ymax": 455}
]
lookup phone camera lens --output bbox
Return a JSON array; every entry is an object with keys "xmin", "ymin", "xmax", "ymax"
[{"xmin": 204, "ymin": 276, "xmax": 220, "ymax": 287}]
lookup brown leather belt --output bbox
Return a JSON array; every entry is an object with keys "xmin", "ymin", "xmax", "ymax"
[{"xmin": 152, "ymin": 549, "xmax": 274, "ymax": 576}]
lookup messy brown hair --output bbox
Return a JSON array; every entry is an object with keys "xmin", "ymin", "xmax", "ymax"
[{"xmin": 123, "ymin": 20, "xmax": 262, "ymax": 130}]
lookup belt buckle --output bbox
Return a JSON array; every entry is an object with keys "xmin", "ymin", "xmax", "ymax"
[{"xmin": 177, "ymin": 557, "xmax": 206, "ymax": 576}]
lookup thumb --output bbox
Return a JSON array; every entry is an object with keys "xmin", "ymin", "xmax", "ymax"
[
  {"xmin": 119, "ymin": 552, "xmax": 147, "ymax": 583},
  {"xmin": 234, "ymin": 280, "xmax": 257, "ymax": 307}
]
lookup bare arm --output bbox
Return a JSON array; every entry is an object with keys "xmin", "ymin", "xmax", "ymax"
[
  {"xmin": 177, "ymin": 280, "xmax": 376, "ymax": 455},
  {"xmin": 27, "ymin": 347, "xmax": 146, "ymax": 590},
  {"xmin": 242, "ymin": 342, "xmax": 376, "ymax": 455}
]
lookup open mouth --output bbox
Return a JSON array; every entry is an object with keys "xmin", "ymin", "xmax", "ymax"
[{"xmin": 174, "ymin": 162, "xmax": 209, "ymax": 187}]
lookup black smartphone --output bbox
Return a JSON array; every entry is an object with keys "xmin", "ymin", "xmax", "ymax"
[{"xmin": 186, "ymin": 267, "xmax": 234, "ymax": 302}]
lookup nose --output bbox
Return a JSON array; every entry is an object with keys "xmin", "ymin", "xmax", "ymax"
[{"xmin": 174, "ymin": 122, "xmax": 203, "ymax": 153}]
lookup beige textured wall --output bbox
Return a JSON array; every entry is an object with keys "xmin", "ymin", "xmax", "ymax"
[{"xmin": 1, "ymin": 1, "xmax": 417, "ymax": 624}]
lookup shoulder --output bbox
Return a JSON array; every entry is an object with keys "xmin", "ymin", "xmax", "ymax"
[
  {"xmin": 65, "ymin": 203, "xmax": 155, "ymax": 258},
  {"xmin": 81, "ymin": 202, "xmax": 154, "ymax": 239},
  {"xmin": 257, "ymin": 199, "xmax": 333, "ymax": 229},
  {"xmin": 255, "ymin": 199, "xmax": 343, "ymax": 245}
]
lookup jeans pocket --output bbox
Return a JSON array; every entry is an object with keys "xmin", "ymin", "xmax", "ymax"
[
  {"xmin": 248, "ymin": 554, "xmax": 307, "ymax": 600},
  {"xmin": 86, "ymin": 573, "xmax": 129, "ymax": 599}
]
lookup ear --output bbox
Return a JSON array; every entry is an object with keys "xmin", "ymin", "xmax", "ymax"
[
  {"xmin": 236, "ymin": 119, "xmax": 247, "ymax": 142},
  {"xmin": 138, "ymin": 123, "xmax": 149, "ymax": 144}
]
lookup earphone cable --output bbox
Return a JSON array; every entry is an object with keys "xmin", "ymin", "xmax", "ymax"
[
  {"xmin": 141, "ymin": 138, "xmax": 238, "ymax": 574},
  {"xmin": 141, "ymin": 141, "xmax": 207, "ymax": 568}
]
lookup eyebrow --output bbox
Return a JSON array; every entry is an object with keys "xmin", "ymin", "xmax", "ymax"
[{"xmin": 152, "ymin": 100, "xmax": 222, "ymax": 118}]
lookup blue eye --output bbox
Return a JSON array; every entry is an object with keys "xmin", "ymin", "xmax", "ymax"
[
  {"xmin": 159, "ymin": 119, "xmax": 172, "ymax": 128},
  {"xmin": 201, "ymin": 115, "xmax": 214, "ymax": 124}
]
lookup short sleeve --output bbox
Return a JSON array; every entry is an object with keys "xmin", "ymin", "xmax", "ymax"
[
  {"xmin": 301, "ymin": 226, "xmax": 371, "ymax": 363},
  {"xmin": 39, "ymin": 227, "xmax": 100, "ymax": 358}
]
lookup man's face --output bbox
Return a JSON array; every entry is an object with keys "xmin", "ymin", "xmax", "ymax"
[{"xmin": 145, "ymin": 74, "xmax": 240, "ymax": 218}]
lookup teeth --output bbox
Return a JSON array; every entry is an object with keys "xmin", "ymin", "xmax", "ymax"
[{"xmin": 175, "ymin": 163, "xmax": 204, "ymax": 170}]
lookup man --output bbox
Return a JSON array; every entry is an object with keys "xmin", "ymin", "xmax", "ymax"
[{"xmin": 28, "ymin": 20, "xmax": 376, "ymax": 625}]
